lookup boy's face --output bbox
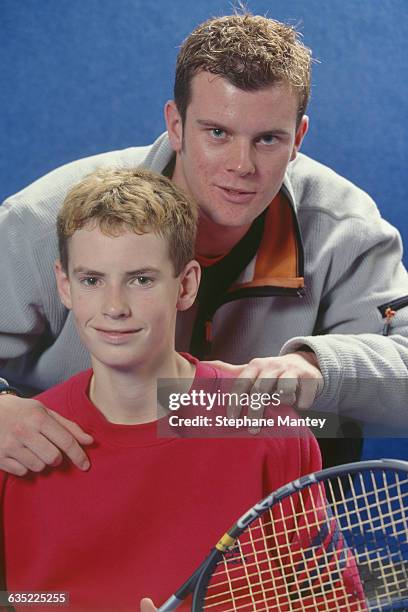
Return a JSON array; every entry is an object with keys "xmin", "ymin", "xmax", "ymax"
[{"xmin": 55, "ymin": 225, "xmax": 199, "ymax": 373}]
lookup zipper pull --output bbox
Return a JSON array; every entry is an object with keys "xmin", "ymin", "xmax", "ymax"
[{"xmin": 382, "ymin": 307, "xmax": 396, "ymax": 336}]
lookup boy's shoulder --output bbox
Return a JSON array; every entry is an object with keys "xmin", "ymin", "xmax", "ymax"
[
  {"xmin": 189, "ymin": 355, "xmax": 235, "ymax": 381},
  {"xmin": 34, "ymin": 369, "xmax": 92, "ymax": 419}
]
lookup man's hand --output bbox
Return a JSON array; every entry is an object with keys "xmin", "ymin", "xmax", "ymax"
[
  {"xmin": 140, "ymin": 599, "xmax": 157, "ymax": 611},
  {"xmin": 0, "ymin": 394, "xmax": 93, "ymax": 476},
  {"xmin": 204, "ymin": 351, "xmax": 323, "ymax": 412}
]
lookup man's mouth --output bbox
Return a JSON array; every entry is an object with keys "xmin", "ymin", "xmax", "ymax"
[{"xmin": 215, "ymin": 185, "xmax": 256, "ymax": 204}]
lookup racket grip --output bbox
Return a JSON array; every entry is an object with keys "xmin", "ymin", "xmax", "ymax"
[{"xmin": 157, "ymin": 595, "xmax": 182, "ymax": 611}]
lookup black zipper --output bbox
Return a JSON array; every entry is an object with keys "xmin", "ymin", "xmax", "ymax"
[
  {"xmin": 378, "ymin": 295, "xmax": 408, "ymax": 317},
  {"xmin": 213, "ymin": 285, "xmax": 305, "ymax": 311},
  {"xmin": 378, "ymin": 295, "xmax": 408, "ymax": 336}
]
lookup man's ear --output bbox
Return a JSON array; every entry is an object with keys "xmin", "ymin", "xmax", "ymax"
[
  {"xmin": 164, "ymin": 100, "xmax": 183, "ymax": 153},
  {"xmin": 290, "ymin": 115, "xmax": 309, "ymax": 161},
  {"xmin": 54, "ymin": 260, "xmax": 72, "ymax": 310},
  {"xmin": 176, "ymin": 260, "xmax": 201, "ymax": 311}
]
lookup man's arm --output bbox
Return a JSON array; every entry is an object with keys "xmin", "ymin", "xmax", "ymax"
[
  {"xmin": 0, "ymin": 202, "xmax": 50, "ymax": 367},
  {"xmin": 279, "ymin": 211, "xmax": 408, "ymax": 427},
  {"xmin": 208, "ymin": 188, "xmax": 408, "ymax": 428},
  {"xmin": 0, "ymin": 204, "xmax": 93, "ymax": 475}
]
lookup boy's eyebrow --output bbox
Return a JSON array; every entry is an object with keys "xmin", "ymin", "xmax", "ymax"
[{"xmin": 72, "ymin": 266, "xmax": 161, "ymax": 276}]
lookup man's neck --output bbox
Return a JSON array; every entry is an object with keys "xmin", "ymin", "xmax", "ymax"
[
  {"xmin": 89, "ymin": 352, "xmax": 195, "ymax": 425},
  {"xmin": 170, "ymin": 154, "xmax": 250, "ymax": 257},
  {"xmin": 195, "ymin": 215, "xmax": 251, "ymax": 258}
]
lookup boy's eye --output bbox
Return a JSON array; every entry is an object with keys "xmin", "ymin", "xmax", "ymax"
[{"xmin": 81, "ymin": 277, "xmax": 100, "ymax": 287}]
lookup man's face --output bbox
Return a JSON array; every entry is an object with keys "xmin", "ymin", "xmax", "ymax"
[
  {"xmin": 55, "ymin": 226, "xmax": 195, "ymax": 373},
  {"xmin": 166, "ymin": 72, "xmax": 308, "ymax": 232}
]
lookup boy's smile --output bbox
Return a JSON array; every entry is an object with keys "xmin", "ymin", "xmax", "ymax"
[{"xmin": 56, "ymin": 226, "xmax": 186, "ymax": 374}]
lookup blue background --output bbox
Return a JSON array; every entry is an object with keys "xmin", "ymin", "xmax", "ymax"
[{"xmin": 1, "ymin": 0, "xmax": 407, "ymax": 459}]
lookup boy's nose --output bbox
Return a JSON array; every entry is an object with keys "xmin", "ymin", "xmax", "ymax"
[{"xmin": 102, "ymin": 287, "xmax": 131, "ymax": 318}]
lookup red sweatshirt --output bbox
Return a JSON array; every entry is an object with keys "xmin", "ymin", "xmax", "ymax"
[{"xmin": 0, "ymin": 359, "xmax": 325, "ymax": 611}]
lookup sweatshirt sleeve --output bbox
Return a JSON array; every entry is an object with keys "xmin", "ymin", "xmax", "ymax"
[{"xmin": 0, "ymin": 471, "xmax": 7, "ymax": 592}]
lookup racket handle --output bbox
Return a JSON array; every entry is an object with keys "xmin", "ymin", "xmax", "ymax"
[{"xmin": 157, "ymin": 595, "xmax": 183, "ymax": 611}]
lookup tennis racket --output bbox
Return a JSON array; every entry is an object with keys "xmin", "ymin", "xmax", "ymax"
[{"xmin": 158, "ymin": 458, "xmax": 408, "ymax": 611}]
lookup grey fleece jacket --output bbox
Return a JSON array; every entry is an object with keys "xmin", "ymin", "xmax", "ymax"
[{"xmin": 1, "ymin": 133, "xmax": 408, "ymax": 426}]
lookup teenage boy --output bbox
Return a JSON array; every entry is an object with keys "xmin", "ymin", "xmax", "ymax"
[
  {"xmin": 0, "ymin": 168, "xmax": 328, "ymax": 611},
  {"xmin": 1, "ymin": 13, "xmax": 408, "ymax": 477}
]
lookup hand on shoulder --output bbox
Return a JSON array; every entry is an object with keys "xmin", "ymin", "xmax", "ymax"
[{"xmin": 0, "ymin": 394, "xmax": 93, "ymax": 475}]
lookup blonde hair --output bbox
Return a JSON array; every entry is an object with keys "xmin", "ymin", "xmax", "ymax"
[
  {"xmin": 57, "ymin": 168, "xmax": 198, "ymax": 275},
  {"xmin": 175, "ymin": 13, "xmax": 312, "ymax": 126}
]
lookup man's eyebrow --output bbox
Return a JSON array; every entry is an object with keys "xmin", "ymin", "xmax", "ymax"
[
  {"xmin": 196, "ymin": 119, "xmax": 225, "ymax": 127},
  {"xmin": 72, "ymin": 267, "xmax": 105, "ymax": 276},
  {"xmin": 196, "ymin": 119, "xmax": 291, "ymax": 137}
]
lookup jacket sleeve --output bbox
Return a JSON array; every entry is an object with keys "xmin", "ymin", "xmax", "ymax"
[
  {"xmin": 280, "ymin": 203, "xmax": 408, "ymax": 428},
  {"xmin": 0, "ymin": 200, "xmax": 51, "ymax": 368}
]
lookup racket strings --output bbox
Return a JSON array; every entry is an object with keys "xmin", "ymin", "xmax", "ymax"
[
  {"xmin": 205, "ymin": 481, "xmax": 408, "ymax": 545},
  {"xmin": 204, "ymin": 523, "xmax": 365, "ymax": 610},
  {"xmin": 203, "ymin": 557, "xmax": 406, "ymax": 610},
  {"xmin": 204, "ymin": 503, "xmax": 407, "ymax": 586},
  {"xmin": 200, "ymin": 469, "xmax": 408, "ymax": 611}
]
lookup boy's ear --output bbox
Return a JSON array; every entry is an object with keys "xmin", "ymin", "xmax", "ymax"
[
  {"xmin": 54, "ymin": 260, "xmax": 72, "ymax": 310},
  {"xmin": 164, "ymin": 100, "xmax": 183, "ymax": 153},
  {"xmin": 176, "ymin": 260, "xmax": 201, "ymax": 311}
]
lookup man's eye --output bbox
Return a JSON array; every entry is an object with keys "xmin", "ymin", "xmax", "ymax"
[
  {"xmin": 211, "ymin": 128, "xmax": 225, "ymax": 139},
  {"xmin": 134, "ymin": 276, "xmax": 153, "ymax": 287},
  {"xmin": 259, "ymin": 134, "xmax": 277, "ymax": 145}
]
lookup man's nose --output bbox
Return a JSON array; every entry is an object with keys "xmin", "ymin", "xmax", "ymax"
[{"xmin": 225, "ymin": 138, "xmax": 256, "ymax": 176}]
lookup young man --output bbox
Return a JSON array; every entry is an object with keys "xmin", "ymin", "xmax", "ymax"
[
  {"xmin": 1, "ymin": 13, "xmax": 408, "ymax": 475},
  {"xmin": 0, "ymin": 167, "xmax": 330, "ymax": 610}
]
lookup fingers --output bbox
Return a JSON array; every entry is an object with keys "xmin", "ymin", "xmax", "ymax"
[
  {"xmin": 0, "ymin": 395, "xmax": 93, "ymax": 475},
  {"xmin": 202, "ymin": 360, "xmax": 246, "ymax": 376},
  {"xmin": 224, "ymin": 354, "xmax": 323, "ymax": 429},
  {"xmin": 40, "ymin": 410, "xmax": 92, "ymax": 471},
  {"xmin": 275, "ymin": 377, "xmax": 297, "ymax": 406},
  {"xmin": 2, "ymin": 446, "xmax": 47, "ymax": 473},
  {"xmin": 140, "ymin": 598, "xmax": 157, "ymax": 611},
  {"xmin": 9, "ymin": 421, "xmax": 64, "ymax": 467},
  {"xmin": 0, "ymin": 457, "xmax": 29, "ymax": 477},
  {"xmin": 296, "ymin": 378, "xmax": 323, "ymax": 410},
  {"xmin": 50, "ymin": 410, "xmax": 94, "ymax": 445}
]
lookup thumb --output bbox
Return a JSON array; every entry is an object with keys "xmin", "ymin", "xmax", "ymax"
[
  {"xmin": 201, "ymin": 359, "xmax": 247, "ymax": 375},
  {"xmin": 46, "ymin": 408, "xmax": 94, "ymax": 444},
  {"xmin": 140, "ymin": 598, "xmax": 157, "ymax": 611}
]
